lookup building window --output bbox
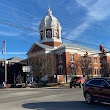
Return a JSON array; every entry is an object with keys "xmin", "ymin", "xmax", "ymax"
[
  {"xmin": 94, "ymin": 57, "xmax": 97, "ymax": 63},
  {"xmin": 70, "ymin": 54, "xmax": 74, "ymax": 61},
  {"xmin": 71, "ymin": 64, "xmax": 76, "ymax": 75},
  {"xmin": 89, "ymin": 68, "xmax": 92, "ymax": 75},
  {"xmin": 58, "ymin": 65, "xmax": 63, "ymax": 75},
  {"xmin": 94, "ymin": 68, "xmax": 98, "ymax": 75},
  {"xmin": 58, "ymin": 54, "xmax": 62, "ymax": 63}
]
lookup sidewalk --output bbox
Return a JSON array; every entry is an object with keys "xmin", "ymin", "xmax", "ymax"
[{"xmin": 29, "ymin": 82, "xmax": 70, "ymax": 88}]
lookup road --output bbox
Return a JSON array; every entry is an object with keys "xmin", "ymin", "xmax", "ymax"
[{"xmin": 0, "ymin": 87, "xmax": 109, "ymax": 110}]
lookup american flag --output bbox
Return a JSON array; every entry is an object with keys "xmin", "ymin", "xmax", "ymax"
[{"xmin": 1, "ymin": 40, "xmax": 5, "ymax": 54}]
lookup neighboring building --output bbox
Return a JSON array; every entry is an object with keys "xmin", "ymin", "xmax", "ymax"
[
  {"xmin": 0, "ymin": 57, "xmax": 27, "ymax": 84},
  {"xmin": 27, "ymin": 7, "xmax": 110, "ymax": 83}
]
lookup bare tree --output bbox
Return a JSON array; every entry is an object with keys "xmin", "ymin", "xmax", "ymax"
[
  {"xmin": 67, "ymin": 60, "xmax": 80, "ymax": 77},
  {"xmin": 29, "ymin": 54, "xmax": 56, "ymax": 80},
  {"xmin": 67, "ymin": 54, "xmax": 93, "ymax": 81},
  {"xmin": 101, "ymin": 57, "xmax": 110, "ymax": 77},
  {"xmin": 80, "ymin": 56, "xmax": 93, "ymax": 80}
]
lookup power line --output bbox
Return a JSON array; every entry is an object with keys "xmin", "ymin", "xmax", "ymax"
[
  {"xmin": 0, "ymin": 17, "xmax": 34, "ymax": 30},
  {"xmin": 0, "ymin": 19, "xmax": 39, "ymax": 32},
  {"xmin": 0, "ymin": 10, "xmax": 36, "ymax": 24},
  {"xmin": 2, "ymin": 0, "xmax": 110, "ymax": 36},
  {"xmin": 0, "ymin": 2, "xmax": 37, "ymax": 18},
  {"xmin": 1, "ymin": 1, "xmax": 110, "ymax": 38},
  {"xmin": 62, "ymin": 28, "xmax": 110, "ymax": 40},
  {"xmin": 61, "ymin": 37, "xmax": 110, "ymax": 50},
  {"xmin": 0, "ymin": 18, "xmax": 110, "ymax": 50},
  {"xmin": 0, "ymin": 52, "xmax": 26, "ymax": 55}
]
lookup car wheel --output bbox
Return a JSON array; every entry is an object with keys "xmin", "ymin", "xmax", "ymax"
[
  {"xmin": 85, "ymin": 92, "xmax": 93, "ymax": 104},
  {"xmin": 74, "ymin": 85, "xmax": 76, "ymax": 88},
  {"xmin": 70, "ymin": 84, "xmax": 72, "ymax": 88}
]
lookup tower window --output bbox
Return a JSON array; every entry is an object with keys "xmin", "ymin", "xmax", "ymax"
[
  {"xmin": 54, "ymin": 29, "xmax": 59, "ymax": 38},
  {"xmin": 40, "ymin": 31, "xmax": 43, "ymax": 40},
  {"xmin": 46, "ymin": 29, "xmax": 52, "ymax": 38}
]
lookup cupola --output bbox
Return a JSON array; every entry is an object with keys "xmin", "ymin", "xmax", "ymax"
[{"xmin": 38, "ymin": 7, "xmax": 62, "ymax": 47}]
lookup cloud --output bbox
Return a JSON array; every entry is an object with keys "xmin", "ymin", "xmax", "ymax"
[
  {"xmin": 62, "ymin": 31, "xmax": 67, "ymax": 36},
  {"xmin": 66, "ymin": 21, "xmax": 90, "ymax": 39},
  {"xmin": 0, "ymin": 31, "xmax": 20, "ymax": 37},
  {"xmin": 28, "ymin": 32, "xmax": 39, "ymax": 37},
  {"xmin": 65, "ymin": 0, "xmax": 110, "ymax": 39},
  {"xmin": 77, "ymin": 0, "xmax": 110, "ymax": 21}
]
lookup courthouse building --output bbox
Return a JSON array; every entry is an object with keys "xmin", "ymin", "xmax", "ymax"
[{"xmin": 27, "ymin": 7, "xmax": 110, "ymax": 83}]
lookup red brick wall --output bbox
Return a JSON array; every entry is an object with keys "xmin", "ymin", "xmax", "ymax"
[
  {"xmin": 42, "ymin": 42, "xmax": 61, "ymax": 47},
  {"xmin": 64, "ymin": 52, "xmax": 82, "ymax": 76},
  {"xmin": 91, "ymin": 56, "xmax": 101, "ymax": 75}
]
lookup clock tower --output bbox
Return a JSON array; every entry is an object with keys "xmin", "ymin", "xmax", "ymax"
[{"xmin": 38, "ymin": 7, "xmax": 62, "ymax": 47}]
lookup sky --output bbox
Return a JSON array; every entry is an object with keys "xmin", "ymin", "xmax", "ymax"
[{"xmin": 0, "ymin": 0, "xmax": 110, "ymax": 59}]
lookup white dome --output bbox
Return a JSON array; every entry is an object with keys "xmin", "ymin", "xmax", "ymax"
[{"xmin": 39, "ymin": 7, "xmax": 62, "ymax": 30}]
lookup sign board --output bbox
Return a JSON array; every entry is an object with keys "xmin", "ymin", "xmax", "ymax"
[{"xmin": 22, "ymin": 66, "xmax": 31, "ymax": 72}]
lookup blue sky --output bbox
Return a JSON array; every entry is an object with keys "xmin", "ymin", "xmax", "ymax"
[{"xmin": 0, "ymin": 0, "xmax": 110, "ymax": 59}]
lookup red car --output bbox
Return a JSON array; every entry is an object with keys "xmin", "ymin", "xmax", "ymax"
[{"xmin": 70, "ymin": 76, "xmax": 85, "ymax": 88}]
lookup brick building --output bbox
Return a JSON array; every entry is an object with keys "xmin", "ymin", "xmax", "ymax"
[
  {"xmin": 0, "ymin": 57, "xmax": 27, "ymax": 85},
  {"xmin": 27, "ymin": 7, "xmax": 110, "ymax": 83}
]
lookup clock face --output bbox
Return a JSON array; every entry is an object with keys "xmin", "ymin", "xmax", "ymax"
[{"xmin": 46, "ymin": 29, "xmax": 52, "ymax": 38}]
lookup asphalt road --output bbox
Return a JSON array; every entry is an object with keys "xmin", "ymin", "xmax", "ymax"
[{"xmin": 0, "ymin": 87, "xmax": 109, "ymax": 110}]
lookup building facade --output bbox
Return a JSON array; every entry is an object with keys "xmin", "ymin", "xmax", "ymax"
[{"xmin": 27, "ymin": 7, "xmax": 110, "ymax": 83}]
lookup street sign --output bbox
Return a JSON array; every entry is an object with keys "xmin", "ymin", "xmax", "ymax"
[{"xmin": 22, "ymin": 66, "xmax": 30, "ymax": 72}]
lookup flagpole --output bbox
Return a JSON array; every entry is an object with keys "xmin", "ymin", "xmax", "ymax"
[{"xmin": 4, "ymin": 40, "xmax": 7, "ymax": 85}]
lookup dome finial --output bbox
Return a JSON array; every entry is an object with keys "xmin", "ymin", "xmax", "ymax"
[{"xmin": 48, "ymin": 5, "xmax": 52, "ymax": 16}]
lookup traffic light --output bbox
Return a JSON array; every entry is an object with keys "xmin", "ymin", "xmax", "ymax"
[
  {"xmin": 1, "ymin": 60, "xmax": 5, "ymax": 66},
  {"xmin": 100, "ymin": 44, "xmax": 104, "ymax": 52},
  {"xmin": 100, "ymin": 44, "xmax": 107, "ymax": 55},
  {"xmin": 103, "ymin": 49, "xmax": 106, "ymax": 55},
  {"xmin": 84, "ymin": 51, "xmax": 88, "ymax": 58}
]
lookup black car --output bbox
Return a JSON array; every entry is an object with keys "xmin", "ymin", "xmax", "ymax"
[{"xmin": 83, "ymin": 78, "xmax": 110, "ymax": 104}]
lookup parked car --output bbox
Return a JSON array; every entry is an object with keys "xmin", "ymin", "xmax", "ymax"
[
  {"xmin": 83, "ymin": 78, "xmax": 110, "ymax": 104},
  {"xmin": 70, "ymin": 76, "xmax": 85, "ymax": 88}
]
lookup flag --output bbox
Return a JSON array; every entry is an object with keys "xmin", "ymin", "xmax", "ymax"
[{"xmin": 1, "ymin": 40, "xmax": 5, "ymax": 54}]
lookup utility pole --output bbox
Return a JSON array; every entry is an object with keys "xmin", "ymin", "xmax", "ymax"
[
  {"xmin": 4, "ymin": 40, "xmax": 7, "ymax": 84},
  {"xmin": 2, "ymin": 40, "xmax": 7, "ymax": 87}
]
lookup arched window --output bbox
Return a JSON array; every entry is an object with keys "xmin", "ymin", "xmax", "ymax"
[
  {"xmin": 46, "ymin": 29, "xmax": 52, "ymax": 38},
  {"xmin": 40, "ymin": 31, "xmax": 43, "ymax": 40}
]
